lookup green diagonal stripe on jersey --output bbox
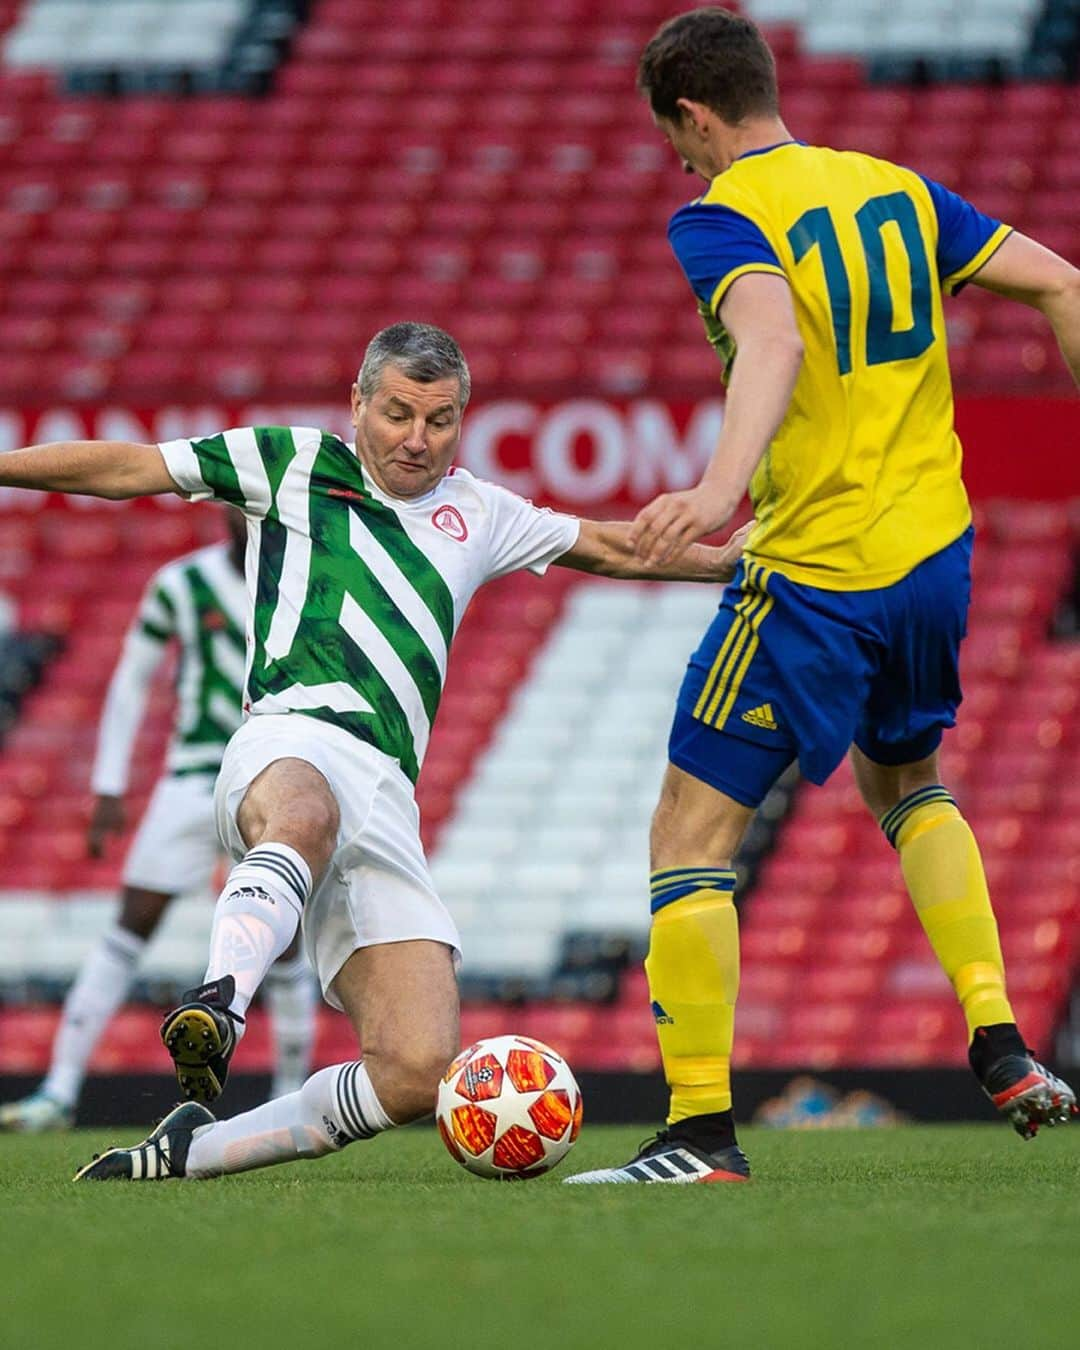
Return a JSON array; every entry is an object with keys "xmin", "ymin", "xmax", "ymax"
[
  {"xmin": 258, "ymin": 427, "xmax": 302, "ymax": 503},
  {"xmin": 191, "ymin": 434, "xmax": 246, "ymax": 507}
]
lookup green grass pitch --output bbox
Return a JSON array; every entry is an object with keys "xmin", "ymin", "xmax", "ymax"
[{"xmin": 2, "ymin": 1123, "xmax": 1078, "ymax": 1350}]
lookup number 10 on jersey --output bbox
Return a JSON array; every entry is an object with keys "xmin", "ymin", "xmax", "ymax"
[{"xmin": 787, "ymin": 190, "xmax": 935, "ymax": 375}]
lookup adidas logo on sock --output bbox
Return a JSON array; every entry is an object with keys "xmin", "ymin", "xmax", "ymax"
[
  {"xmin": 228, "ymin": 885, "xmax": 275, "ymax": 905},
  {"xmin": 651, "ymin": 1000, "xmax": 674, "ymax": 1025},
  {"xmin": 741, "ymin": 702, "xmax": 778, "ymax": 731}
]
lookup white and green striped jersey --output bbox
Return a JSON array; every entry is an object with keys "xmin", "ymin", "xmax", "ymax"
[
  {"xmin": 158, "ymin": 427, "xmax": 579, "ymax": 783},
  {"xmin": 90, "ymin": 542, "xmax": 247, "ymax": 795}
]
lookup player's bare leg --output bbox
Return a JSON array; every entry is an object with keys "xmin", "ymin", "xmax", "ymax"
[
  {"xmin": 161, "ymin": 758, "xmax": 335, "ymax": 1102},
  {"xmin": 0, "ymin": 885, "xmax": 170, "ymax": 1133},
  {"xmin": 78, "ymin": 940, "xmax": 459, "ymax": 1180},
  {"xmin": 332, "ymin": 939, "xmax": 459, "ymax": 1123},
  {"xmin": 852, "ymin": 745, "xmax": 1077, "ymax": 1137},
  {"xmin": 567, "ymin": 765, "xmax": 753, "ymax": 1184}
]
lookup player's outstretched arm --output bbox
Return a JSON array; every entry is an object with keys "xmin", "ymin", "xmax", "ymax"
[
  {"xmin": 970, "ymin": 232, "xmax": 1080, "ymax": 387},
  {"xmin": 0, "ymin": 440, "xmax": 179, "ymax": 500},
  {"xmin": 631, "ymin": 273, "xmax": 802, "ymax": 563},
  {"xmin": 555, "ymin": 518, "xmax": 754, "ymax": 582}
]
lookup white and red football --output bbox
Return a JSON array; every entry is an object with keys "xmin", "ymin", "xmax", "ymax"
[{"xmin": 435, "ymin": 1035, "xmax": 583, "ymax": 1180}]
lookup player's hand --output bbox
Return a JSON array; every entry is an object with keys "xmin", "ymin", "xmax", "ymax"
[
  {"xmin": 714, "ymin": 518, "xmax": 756, "ymax": 581},
  {"xmin": 630, "ymin": 485, "xmax": 737, "ymax": 565},
  {"xmin": 87, "ymin": 795, "xmax": 125, "ymax": 858}
]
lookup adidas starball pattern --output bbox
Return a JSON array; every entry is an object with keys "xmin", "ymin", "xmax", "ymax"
[{"xmin": 436, "ymin": 1035, "xmax": 583, "ymax": 1180}]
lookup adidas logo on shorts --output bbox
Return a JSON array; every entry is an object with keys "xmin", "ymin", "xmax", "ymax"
[{"xmin": 741, "ymin": 702, "xmax": 778, "ymax": 731}]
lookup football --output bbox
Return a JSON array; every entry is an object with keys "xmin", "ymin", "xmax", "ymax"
[{"xmin": 435, "ymin": 1034, "xmax": 583, "ymax": 1180}]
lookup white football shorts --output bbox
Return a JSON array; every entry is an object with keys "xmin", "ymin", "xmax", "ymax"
[
  {"xmin": 123, "ymin": 772, "xmax": 222, "ymax": 894},
  {"xmin": 214, "ymin": 713, "xmax": 461, "ymax": 1010}
]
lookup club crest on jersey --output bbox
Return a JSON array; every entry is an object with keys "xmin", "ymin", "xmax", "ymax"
[{"xmin": 431, "ymin": 505, "xmax": 468, "ymax": 542}]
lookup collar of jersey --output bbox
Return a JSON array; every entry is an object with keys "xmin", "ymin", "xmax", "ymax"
[{"xmin": 734, "ymin": 138, "xmax": 805, "ymax": 162}]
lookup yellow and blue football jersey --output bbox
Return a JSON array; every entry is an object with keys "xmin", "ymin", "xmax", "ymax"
[{"xmin": 668, "ymin": 141, "xmax": 1012, "ymax": 590}]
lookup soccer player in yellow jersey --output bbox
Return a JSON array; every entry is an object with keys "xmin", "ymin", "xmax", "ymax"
[{"xmin": 566, "ymin": 6, "xmax": 1080, "ymax": 1185}]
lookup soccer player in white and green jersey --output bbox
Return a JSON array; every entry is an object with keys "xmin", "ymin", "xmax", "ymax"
[
  {"xmin": 0, "ymin": 508, "xmax": 319, "ymax": 1133},
  {"xmin": 0, "ymin": 321, "xmax": 750, "ymax": 1182}
]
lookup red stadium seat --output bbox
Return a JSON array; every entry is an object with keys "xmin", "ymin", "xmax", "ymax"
[
  {"xmin": 1000, "ymin": 85, "xmax": 1065, "ymax": 120},
  {"xmin": 920, "ymin": 86, "xmax": 992, "ymax": 123},
  {"xmin": 741, "ymin": 925, "xmax": 810, "ymax": 964},
  {"xmin": 739, "ymin": 962, "xmax": 799, "ymax": 1002},
  {"xmin": 118, "ymin": 351, "xmax": 193, "ymax": 396},
  {"xmin": 803, "ymin": 965, "xmax": 879, "ymax": 1003},
  {"xmin": 752, "ymin": 1036, "xmax": 854, "ymax": 1070},
  {"xmin": 784, "ymin": 1000, "xmax": 865, "ymax": 1045},
  {"xmin": 136, "ymin": 312, "xmax": 212, "ymax": 351},
  {"xmin": 820, "ymin": 928, "xmax": 899, "ymax": 965},
  {"xmin": 964, "ymin": 155, "xmax": 1037, "ymax": 195},
  {"xmin": 750, "ymin": 894, "xmax": 828, "ymax": 927}
]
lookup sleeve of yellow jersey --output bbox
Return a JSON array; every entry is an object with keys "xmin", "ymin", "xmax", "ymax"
[
  {"xmin": 918, "ymin": 174, "xmax": 1013, "ymax": 295},
  {"xmin": 667, "ymin": 198, "xmax": 787, "ymax": 317}
]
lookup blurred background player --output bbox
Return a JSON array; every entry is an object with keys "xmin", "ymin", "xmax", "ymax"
[
  {"xmin": 0, "ymin": 507, "xmax": 318, "ymax": 1132},
  {"xmin": 566, "ymin": 6, "xmax": 1079, "ymax": 1185}
]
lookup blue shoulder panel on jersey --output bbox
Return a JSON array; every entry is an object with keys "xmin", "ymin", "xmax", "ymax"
[
  {"xmin": 918, "ymin": 176, "xmax": 1004, "ymax": 284},
  {"xmin": 668, "ymin": 200, "xmax": 784, "ymax": 311}
]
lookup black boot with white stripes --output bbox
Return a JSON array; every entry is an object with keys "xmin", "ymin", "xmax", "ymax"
[
  {"xmin": 563, "ymin": 1128, "xmax": 751, "ymax": 1185},
  {"xmin": 73, "ymin": 1102, "xmax": 215, "ymax": 1182}
]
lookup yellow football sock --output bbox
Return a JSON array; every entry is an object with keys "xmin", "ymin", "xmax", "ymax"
[
  {"xmin": 880, "ymin": 786, "xmax": 1013, "ymax": 1037},
  {"xmin": 645, "ymin": 868, "xmax": 739, "ymax": 1122}
]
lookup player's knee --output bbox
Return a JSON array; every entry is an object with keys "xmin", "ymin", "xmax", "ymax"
[
  {"xmin": 253, "ymin": 793, "xmax": 339, "ymax": 881},
  {"xmin": 367, "ymin": 1041, "xmax": 453, "ymax": 1124},
  {"xmin": 851, "ymin": 745, "xmax": 941, "ymax": 821},
  {"xmin": 289, "ymin": 793, "xmax": 339, "ymax": 858},
  {"xmin": 240, "ymin": 760, "xmax": 341, "ymax": 875}
]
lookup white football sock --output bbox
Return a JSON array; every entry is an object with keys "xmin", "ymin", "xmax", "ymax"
[
  {"xmin": 203, "ymin": 844, "xmax": 312, "ymax": 1024},
  {"xmin": 184, "ymin": 1061, "xmax": 393, "ymax": 1179},
  {"xmin": 41, "ymin": 924, "xmax": 145, "ymax": 1108},
  {"xmin": 264, "ymin": 950, "xmax": 320, "ymax": 1098}
]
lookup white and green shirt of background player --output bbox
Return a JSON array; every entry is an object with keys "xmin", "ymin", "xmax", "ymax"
[
  {"xmin": 158, "ymin": 427, "xmax": 579, "ymax": 785},
  {"xmin": 91, "ymin": 543, "xmax": 245, "ymax": 796},
  {"xmin": 136, "ymin": 545, "xmax": 245, "ymax": 772},
  {"xmin": 135, "ymin": 544, "xmax": 247, "ymax": 775}
]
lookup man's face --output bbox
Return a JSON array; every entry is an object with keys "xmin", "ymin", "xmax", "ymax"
[{"xmin": 350, "ymin": 364, "xmax": 464, "ymax": 499}]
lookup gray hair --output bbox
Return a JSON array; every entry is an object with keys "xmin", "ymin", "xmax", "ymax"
[{"xmin": 357, "ymin": 322, "xmax": 472, "ymax": 407}]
